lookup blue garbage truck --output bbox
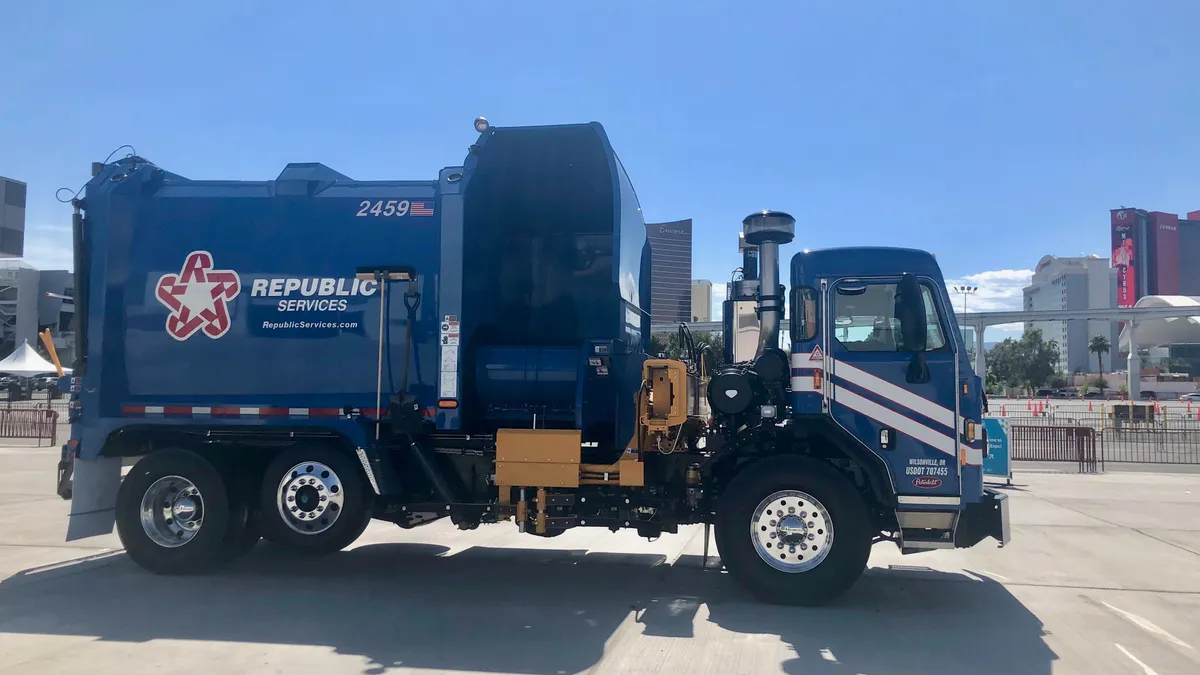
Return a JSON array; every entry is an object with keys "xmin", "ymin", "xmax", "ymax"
[{"xmin": 56, "ymin": 119, "xmax": 1008, "ymax": 605}]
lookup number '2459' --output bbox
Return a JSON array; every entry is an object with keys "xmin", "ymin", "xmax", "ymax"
[{"xmin": 357, "ymin": 200, "xmax": 411, "ymax": 217}]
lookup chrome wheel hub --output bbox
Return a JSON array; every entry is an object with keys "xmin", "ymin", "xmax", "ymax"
[
  {"xmin": 277, "ymin": 462, "xmax": 344, "ymax": 535},
  {"xmin": 140, "ymin": 475, "xmax": 204, "ymax": 548},
  {"xmin": 750, "ymin": 489, "xmax": 834, "ymax": 573}
]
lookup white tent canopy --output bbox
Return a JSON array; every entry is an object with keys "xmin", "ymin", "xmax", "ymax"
[{"xmin": 0, "ymin": 339, "xmax": 71, "ymax": 377}]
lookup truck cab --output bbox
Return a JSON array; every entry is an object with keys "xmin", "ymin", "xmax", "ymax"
[{"xmin": 786, "ymin": 247, "xmax": 1004, "ymax": 552}]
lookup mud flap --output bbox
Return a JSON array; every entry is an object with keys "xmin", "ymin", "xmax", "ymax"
[
  {"xmin": 65, "ymin": 456, "xmax": 123, "ymax": 541},
  {"xmin": 953, "ymin": 488, "xmax": 1010, "ymax": 548}
]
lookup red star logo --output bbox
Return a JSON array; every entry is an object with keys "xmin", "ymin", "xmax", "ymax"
[{"xmin": 155, "ymin": 251, "xmax": 241, "ymax": 340}]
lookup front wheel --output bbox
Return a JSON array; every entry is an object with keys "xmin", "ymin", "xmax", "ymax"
[
  {"xmin": 714, "ymin": 456, "xmax": 873, "ymax": 606},
  {"xmin": 257, "ymin": 444, "xmax": 373, "ymax": 554}
]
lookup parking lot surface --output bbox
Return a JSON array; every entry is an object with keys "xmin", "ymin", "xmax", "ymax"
[{"xmin": 1, "ymin": 444, "xmax": 1198, "ymax": 674}]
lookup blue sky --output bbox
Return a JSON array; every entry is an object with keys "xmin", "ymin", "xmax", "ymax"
[{"xmin": 3, "ymin": 1, "xmax": 1199, "ymax": 337}]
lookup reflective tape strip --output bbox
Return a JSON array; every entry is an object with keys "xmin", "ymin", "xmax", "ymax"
[
  {"xmin": 833, "ymin": 385, "xmax": 956, "ymax": 456},
  {"xmin": 120, "ymin": 405, "xmax": 434, "ymax": 418}
]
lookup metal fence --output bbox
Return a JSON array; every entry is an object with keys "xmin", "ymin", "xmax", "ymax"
[
  {"xmin": 1008, "ymin": 425, "xmax": 1101, "ymax": 472},
  {"xmin": 0, "ymin": 408, "xmax": 60, "ymax": 445},
  {"xmin": 0, "ymin": 397, "xmax": 70, "ymax": 415},
  {"xmin": 990, "ymin": 405, "xmax": 1200, "ymax": 465}
]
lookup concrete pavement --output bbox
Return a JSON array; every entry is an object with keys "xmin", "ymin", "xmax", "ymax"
[{"xmin": 1, "ymin": 445, "xmax": 1199, "ymax": 674}]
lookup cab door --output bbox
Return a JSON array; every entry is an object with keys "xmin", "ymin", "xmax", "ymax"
[{"xmin": 824, "ymin": 276, "xmax": 961, "ymax": 501}]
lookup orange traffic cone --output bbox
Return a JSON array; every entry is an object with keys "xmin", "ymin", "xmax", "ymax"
[
  {"xmin": 1001, "ymin": 404, "xmax": 1007, "ymax": 416},
  {"xmin": 1027, "ymin": 399, "xmax": 1032, "ymax": 411}
]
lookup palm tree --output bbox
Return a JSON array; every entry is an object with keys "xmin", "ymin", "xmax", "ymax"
[{"xmin": 1089, "ymin": 335, "xmax": 1111, "ymax": 375}]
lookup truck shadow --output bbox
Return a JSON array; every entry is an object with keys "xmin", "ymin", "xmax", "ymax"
[{"xmin": 0, "ymin": 543, "xmax": 1056, "ymax": 674}]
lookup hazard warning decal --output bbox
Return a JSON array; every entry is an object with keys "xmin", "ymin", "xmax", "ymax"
[
  {"xmin": 810, "ymin": 345, "xmax": 823, "ymax": 361},
  {"xmin": 155, "ymin": 251, "xmax": 241, "ymax": 341}
]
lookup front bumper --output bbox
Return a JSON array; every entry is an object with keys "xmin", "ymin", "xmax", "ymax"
[{"xmin": 954, "ymin": 488, "xmax": 1010, "ymax": 548}]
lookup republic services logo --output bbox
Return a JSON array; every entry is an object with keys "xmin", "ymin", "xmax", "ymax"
[{"xmin": 155, "ymin": 251, "xmax": 241, "ymax": 340}]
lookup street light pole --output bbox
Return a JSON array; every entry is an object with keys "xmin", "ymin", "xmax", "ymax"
[
  {"xmin": 952, "ymin": 285, "xmax": 983, "ymax": 377},
  {"xmin": 952, "ymin": 285, "xmax": 978, "ymax": 315}
]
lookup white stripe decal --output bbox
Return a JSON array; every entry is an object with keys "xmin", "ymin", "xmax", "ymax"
[
  {"xmin": 833, "ymin": 385, "xmax": 956, "ymax": 456},
  {"xmin": 240, "ymin": 407, "xmax": 259, "ymax": 416},
  {"xmin": 898, "ymin": 495, "xmax": 961, "ymax": 506},
  {"xmin": 144, "ymin": 406, "xmax": 164, "ymax": 414},
  {"xmin": 790, "ymin": 352, "xmax": 825, "ymax": 371},
  {"xmin": 832, "ymin": 359, "xmax": 955, "ymax": 428},
  {"xmin": 288, "ymin": 408, "xmax": 308, "ymax": 416},
  {"xmin": 791, "ymin": 377, "xmax": 819, "ymax": 392},
  {"xmin": 192, "ymin": 407, "xmax": 211, "ymax": 415},
  {"xmin": 962, "ymin": 445, "xmax": 983, "ymax": 466}
]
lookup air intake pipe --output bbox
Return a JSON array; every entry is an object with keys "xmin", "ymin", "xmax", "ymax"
[{"xmin": 742, "ymin": 211, "xmax": 795, "ymax": 359}]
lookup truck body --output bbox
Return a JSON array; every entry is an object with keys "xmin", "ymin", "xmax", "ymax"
[{"xmin": 58, "ymin": 120, "xmax": 1008, "ymax": 605}]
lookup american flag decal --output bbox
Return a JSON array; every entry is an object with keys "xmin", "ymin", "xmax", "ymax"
[{"xmin": 411, "ymin": 201, "xmax": 434, "ymax": 216}]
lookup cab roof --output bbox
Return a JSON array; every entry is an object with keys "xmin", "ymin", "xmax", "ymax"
[{"xmin": 789, "ymin": 246, "xmax": 946, "ymax": 285}]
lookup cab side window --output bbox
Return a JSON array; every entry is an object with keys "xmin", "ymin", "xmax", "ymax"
[
  {"xmin": 832, "ymin": 281, "xmax": 947, "ymax": 352},
  {"xmin": 920, "ymin": 285, "xmax": 947, "ymax": 350},
  {"xmin": 789, "ymin": 286, "xmax": 818, "ymax": 341}
]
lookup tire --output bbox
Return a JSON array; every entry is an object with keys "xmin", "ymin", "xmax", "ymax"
[
  {"xmin": 209, "ymin": 454, "xmax": 264, "ymax": 562},
  {"xmin": 257, "ymin": 443, "xmax": 373, "ymax": 554},
  {"xmin": 714, "ymin": 455, "xmax": 873, "ymax": 606},
  {"xmin": 220, "ymin": 494, "xmax": 261, "ymax": 561},
  {"xmin": 115, "ymin": 449, "xmax": 246, "ymax": 575}
]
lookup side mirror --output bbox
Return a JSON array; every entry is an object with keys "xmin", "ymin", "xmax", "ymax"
[
  {"xmin": 896, "ymin": 274, "xmax": 930, "ymax": 383},
  {"xmin": 896, "ymin": 273, "xmax": 927, "ymax": 353}
]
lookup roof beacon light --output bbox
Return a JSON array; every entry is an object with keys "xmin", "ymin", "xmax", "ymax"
[{"xmin": 474, "ymin": 116, "xmax": 490, "ymax": 133}]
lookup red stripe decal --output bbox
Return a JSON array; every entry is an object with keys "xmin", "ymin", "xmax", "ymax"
[
  {"xmin": 258, "ymin": 407, "xmax": 289, "ymax": 417},
  {"xmin": 309, "ymin": 408, "xmax": 342, "ymax": 417},
  {"xmin": 163, "ymin": 406, "xmax": 192, "ymax": 416},
  {"xmin": 211, "ymin": 406, "xmax": 242, "ymax": 416},
  {"xmin": 122, "ymin": 405, "xmax": 145, "ymax": 415}
]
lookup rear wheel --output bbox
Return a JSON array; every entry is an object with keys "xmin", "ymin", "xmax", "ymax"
[
  {"xmin": 715, "ymin": 455, "xmax": 872, "ymax": 606},
  {"xmin": 115, "ymin": 449, "xmax": 247, "ymax": 575},
  {"xmin": 257, "ymin": 444, "xmax": 372, "ymax": 554}
]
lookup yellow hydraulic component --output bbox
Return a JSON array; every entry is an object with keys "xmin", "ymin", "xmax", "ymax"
[
  {"xmin": 643, "ymin": 359, "xmax": 688, "ymax": 431},
  {"xmin": 496, "ymin": 426, "xmax": 649, "ymax": 533},
  {"xmin": 637, "ymin": 359, "xmax": 693, "ymax": 454},
  {"xmin": 535, "ymin": 487, "xmax": 547, "ymax": 535},
  {"xmin": 495, "ymin": 428, "xmax": 581, "ymax": 488}
]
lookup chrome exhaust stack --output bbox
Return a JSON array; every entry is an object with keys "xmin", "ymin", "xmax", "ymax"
[{"xmin": 741, "ymin": 211, "xmax": 795, "ymax": 358}]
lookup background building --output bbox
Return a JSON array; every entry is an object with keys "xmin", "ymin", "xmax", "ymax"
[
  {"xmin": 0, "ymin": 177, "xmax": 26, "ymax": 258},
  {"xmin": 0, "ymin": 260, "xmax": 74, "ymax": 365},
  {"xmin": 1022, "ymin": 254, "xmax": 1121, "ymax": 373},
  {"xmin": 690, "ymin": 279, "xmax": 712, "ymax": 321},
  {"xmin": 1109, "ymin": 207, "xmax": 1200, "ymax": 306},
  {"xmin": 1117, "ymin": 295, "xmax": 1200, "ymax": 378},
  {"xmin": 645, "ymin": 219, "xmax": 693, "ymax": 324}
]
